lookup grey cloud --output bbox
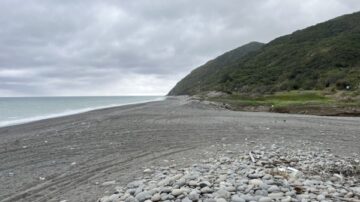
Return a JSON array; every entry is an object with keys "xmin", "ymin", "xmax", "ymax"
[{"xmin": 0, "ymin": 0, "xmax": 360, "ymax": 96}]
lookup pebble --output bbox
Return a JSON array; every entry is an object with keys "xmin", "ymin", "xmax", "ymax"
[
  {"xmin": 98, "ymin": 145, "xmax": 360, "ymax": 202},
  {"xmin": 143, "ymin": 169, "xmax": 152, "ymax": 173},
  {"xmin": 281, "ymin": 196, "xmax": 292, "ymax": 202},
  {"xmin": 268, "ymin": 192, "xmax": 284, "ymax": 199},
  {"xmin": 127, "ymin": 180, "xmax": 143, "ymax": 188},
  {"xmin": 267, "ymin": 185, "xmax": 280, "ymax": 192},
  {"xmin": 188, "ymin": 180, "xmax": 198, "ymax": 186},
  {"xmin": 125, "ymin": 196, "xmax": 137, "ymax": 202},
  {"xmin": 231, "ymin": 195, "xmax": 245, "ymax": 202},
  {"xmin": 216, "ymin": 198, "xmax": 227, "ymax": 202},
  {"xmin": 188, "ymin": 190, "xmax": 200, "ymax": 201},
  {"xmin": 171, "ymin": 189, "xmax": 184, "ymax": 196},
  {"xmin": 201, "ymin": 187, "xmax": 213, "ymax": 193},
  {"xmin": 249, "ymin": 179, "xmax": 263, "ymax": 186},
  {"xmin": 316, "ymin": 194, "xmax": 325, "ymax": 200},
  {"xmin": 135, "ymin": 191, "xmax": 151, "ymax": 202},
  {"xmin": 151, "ymin": 193, "xmax": 161, "ymax": 201},
  {"xmin": 101, "ymin": 181, "xmax": 116, "ymax": 186},
  {"xmin": 199, "ymin": 181, "xmax": 211, "ymax": 187},
  {"xmin": 258, "ymin": 197, "xmax": 272, "ymax": 202},
  {"xmin": 214, "ymin": 189, "xmax": 230, "ymax": 199}
]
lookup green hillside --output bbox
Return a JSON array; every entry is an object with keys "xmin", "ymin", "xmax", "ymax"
[
  {"xmin": 168, "ymin": 42, "xmax": 264, "ymax": 95},
  {"xmin": 169, "ymin": 11, "xmax": 360, "ymax": 96}
]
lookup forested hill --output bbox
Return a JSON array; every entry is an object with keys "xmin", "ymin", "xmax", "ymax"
[{"xmin": 169, "ymin": 11, "xmax": 360, "ymax": 95}]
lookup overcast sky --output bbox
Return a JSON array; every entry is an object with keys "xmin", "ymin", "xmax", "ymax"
[{"xmin": 1, "ymin": 0, "xmax": 360, "ymax": 96}]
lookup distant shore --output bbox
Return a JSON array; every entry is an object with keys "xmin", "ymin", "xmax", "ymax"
[
  {"xmin": 0, "ymin": 96, "xmax": 359, "ymax": 201},
  {"xmin": 0, "ymin": 96, "xmax": 164, "ymax": 128}
]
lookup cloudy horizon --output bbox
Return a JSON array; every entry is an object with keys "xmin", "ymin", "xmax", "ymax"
[{"xmin": 1, "ymin": 0, "xmax": 360, "ymax": 96}]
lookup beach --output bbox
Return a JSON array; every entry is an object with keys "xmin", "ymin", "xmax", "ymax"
[{"xmin": 0, "ymin": 96, "xmax": 359, "ymax": 202}]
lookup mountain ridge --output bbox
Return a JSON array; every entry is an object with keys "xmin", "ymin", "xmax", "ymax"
[{"xmin": 169, "ymin": 11, "xmax": 360, "ymax": 95}]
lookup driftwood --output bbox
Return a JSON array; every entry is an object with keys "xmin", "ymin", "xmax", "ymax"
[
  {"xmin": 249, "ymin": 151, "xmax": 256, "ymax": 163},
  {"xmin": 287, "ymin": 167, "xmax": 299, "ymax": 172}
]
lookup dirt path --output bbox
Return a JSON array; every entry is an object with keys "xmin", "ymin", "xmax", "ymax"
[{"xmin": 0, "ymin": 97, "xmax": 359, "ymax": 201}]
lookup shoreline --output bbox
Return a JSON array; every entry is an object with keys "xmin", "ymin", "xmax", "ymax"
[
  {"xmin": 0, "ymin": 96, "xmax": 359, "ymax": 201},
  {"xmin": 0, "ymin": 96, "xmax": 165, "ymax": 128}
]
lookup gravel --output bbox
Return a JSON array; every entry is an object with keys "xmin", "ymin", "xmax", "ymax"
[
  {"xmin": 99, "ymin": 144, "xmax": 359, "ymax": 202},
  {"xmin": 0, "ymin": 96, "xmax": 359, "ymax": 201}
]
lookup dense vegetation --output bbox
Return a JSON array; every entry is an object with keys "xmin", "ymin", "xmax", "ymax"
[
  {"xmin": 169, "ymin": 11, "xmax": 360, "ymax": 96},
  {"xmin": 168, "ymin": 42, "xmax": 264, "ymax": 95}
]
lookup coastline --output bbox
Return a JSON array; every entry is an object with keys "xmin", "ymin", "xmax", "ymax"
[
  {"xmin": 0, "ymin": 96, "xmax": 165, "ymax": 128},
  {"xmin": 0, "ymin": 96, "xmax": 359, "ymax": 202}
]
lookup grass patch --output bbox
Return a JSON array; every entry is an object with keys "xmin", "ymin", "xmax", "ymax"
[
  {"xmin": 206, "ymin": 90, "xmax": 360, "ymax": 116},
  {"xmin": 210, "ymin": 91, "xmax": 334, "ymax": 107}
]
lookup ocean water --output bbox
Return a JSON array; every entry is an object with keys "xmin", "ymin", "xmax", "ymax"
[{"xmin": 0, "ymin": 96, "xmax": 164, "ymax": 127}]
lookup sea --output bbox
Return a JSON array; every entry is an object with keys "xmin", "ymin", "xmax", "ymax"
[{"xmin": 0, "ymin": 96, "xmax": 164, "ymax": 127}]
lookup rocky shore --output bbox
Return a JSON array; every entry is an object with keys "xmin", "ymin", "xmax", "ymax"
[
  {"xmin": 99, "ymin": 144, "xmax": 359, "ymax": 202},
  {"xmin": 1, "ymin": 97, "xmax": 359, "ymax": 201}
]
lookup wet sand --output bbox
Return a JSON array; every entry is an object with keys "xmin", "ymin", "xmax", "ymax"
[{"xmin": 0, "ymin": 96, "xmax": 359, "ymax": 202}]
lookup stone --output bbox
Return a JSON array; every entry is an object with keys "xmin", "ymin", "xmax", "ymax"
[
  {"xmin": 204, "ymin": 199, "xmax": 216, "ymax": 202},
  {"xmin": 134, "ymin": 186, "xmax": 144, "ymax": 196},
  {"xmin": 135, "ymin": 191, "xmax": 151, "ymax": 202},
  {"xmin": 98, "ymin": 196, "xmax": 110, "ymax": 202},
  {"xmin": 151, "ymin": 193, "xmax": 161, "ymax": 201},
  {"xmin": 127, "ymin": 189, "xmax": 136, "ymax": 195},
  {"xmin": 201, "ymin": 187, "xmax": 213, "ymax": 193},
  {"xmin": 124, "ymin": 196, "xmax": 137, "ymax": 202},
  {"xmin": 216, "ymin": 198, "xmax": 227, "ymax": 202},
  {"xmin": 303, "ymin": 180, "xmax": 321, "ymax": 186},
  {"xmin": 98, "ymin": 145, "xmax": 359, "ymax": 202},
  {"xmin": 182, "ymin": 197, "xmax": 192, "ymax": 202},
  {"xmin": 102, "ymin": 180, "xmax": 116, "ymax": 186},
  {"xmin": 161, "ymin": 187, "xmax": 172, "ymax": 193},
  {"xmin": 176, "ymin": 178, "xmax": 186, "ymax": 187},
  {"xmin": 351, "ymin": 187, "xmax": 360, "ymax": 194},
  {"xmin": 316, "ymin": 194, "xmax": 325, "ymax": 200},
  {"xmin": 258, "ymin": 197, "xmax": 272, "ymax": 202},
  {"xmin": 238, "ymin": 194, "xmax": 254, "ymax": 201},
  {"xmin": 236, "ymin": 185, "xmax": 246, "ymax": 191},
  {"xmin": 345, "ymin": 192, "xmax": 354, "ymax": 198},
  {"xmin": 249, "ymin": 179, "xmax": 263, "ymax": 186},
  {"xmin": 247, "ymin": 173, "xmax": 263, "ymax": 179},
  {"xmin": 199, "ymin": 181, "xmax": 211, "ymax": 188},
  {"xmin": 149, "ymin": 188, "xmax": 160, "ymax": 195},
  {"xmin": 297, "ymin": 194, "xmax": 310, "ymax": 200},
  {"xmin": 188, "ymin": 190, "xmax": 199, "ymax": 201},
  {"xmin": 254, "ymin": 189, "xmax": 268, "ymax": 196},
  {"xmin": 143, "ymin": 169, "xmax": 152, "ymax": 173},
  {"xmin": 214, "ymin": 189, "xmax": 230, "ymax": 199},
  {"xmin": 281, "ymin": 196, "xmax": 292, "ymax": 202},
  {"xmin": 231, "ymin": 195, "xmax": 245, "ymax": 202},
  {"xmin": 285, "ymin": 191, "xmax": 296, "ymax": 196},
  {"xmin": 268, "ymin": 192, "xmax": 284, "ymax": 199},
  {"xmin": 225, "ymin": 186, "xmax": 236, "ymax": 192},
  {"xmin": 171, "ymin": 189, "xmax": 184, "ymax": 196},
  {"xmin": 267, "ymin": 185, "xmax": 280, "ymax": 192},
  {"xmin": 127, "ymin": 180, "xmax": 144, "ymax": 188},
  {"xmin": 262, "ymin": 174, "xmax": 272, "ymax": 180},
  {"xmin": 188, "ymin": 180, "xmax": 198, "ymax": 186}
]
